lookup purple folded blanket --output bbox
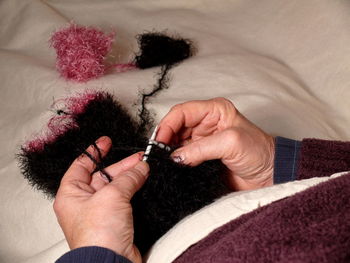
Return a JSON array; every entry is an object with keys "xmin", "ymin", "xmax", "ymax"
[{"xmin": 174, "ymin": 173, "xmax": 350, "ymax": 263}]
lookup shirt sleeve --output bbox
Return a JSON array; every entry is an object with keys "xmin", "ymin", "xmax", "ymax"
[
  {"xmin": 273, "ymin": 136, "xmax": 301, "ymax": 184},
  {"xmin": 55, "ymin": 246, "xmax": 133, "ymax": 263}
]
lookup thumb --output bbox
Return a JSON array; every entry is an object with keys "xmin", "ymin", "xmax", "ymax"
[
  {"xmin": 110, "ymin": 161, "xmax": 150, "ymax": 200},
  {"xmin": 171, "ymin": 129, "xmax": 237, "ymax": 166}
]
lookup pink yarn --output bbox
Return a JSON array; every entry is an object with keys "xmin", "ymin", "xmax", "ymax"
[
  {"xmin": 50, "ymin": 24, "xmax": 115, "ymax": 82},
  {"xmin": 65, "ymin": 91, "xmax": 98, "ymax": 114},
  {"xmin": 114, "ymin": 63, "xmax": 137, "ymax": 73},
  {"xmin": 24, "ymin": 91, "xmax": 99, "ymax": 152},
  {"xmin": 26, "ymin": 135, "xmax": 55, "ymax": 153}
]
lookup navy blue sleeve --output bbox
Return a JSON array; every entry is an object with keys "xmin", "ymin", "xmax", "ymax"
[
  {"xmin": 56, "ymin": 246, "xmax": 133, "ymax": 263},
  {"xmin": 273, "ymin": 136, "xmax": 301, "ymax": 184}
]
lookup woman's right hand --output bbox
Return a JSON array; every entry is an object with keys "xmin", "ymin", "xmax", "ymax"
[{"xmin": 156, "ymin": 97, "xmax": 275, "ymax": 191}]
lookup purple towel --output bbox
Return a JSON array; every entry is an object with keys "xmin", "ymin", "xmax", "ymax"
[
  {"xmin": 298, "ymin": 139, "xmax": 350, "ymax": 180},
  {"xmin": 174, "ymin": 173, "xmax": 350, "ymax": 263}
]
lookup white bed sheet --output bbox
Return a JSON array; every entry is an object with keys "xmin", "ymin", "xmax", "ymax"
[{"xmin": 0, "ymin": 0, "xmax": 349, "ymax": 262}]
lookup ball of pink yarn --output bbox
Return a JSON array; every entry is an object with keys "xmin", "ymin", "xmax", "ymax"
[{"xmin": 50, "ymin": 24, "xmax": 115, "ymax": 82}]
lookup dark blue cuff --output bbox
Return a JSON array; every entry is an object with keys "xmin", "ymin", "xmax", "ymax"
[
  {"xmin": 274, "ymin": 137, "xmax": 301, "ymax": 184},
  {"xmin": 56, "ymin": 246, "xmax": 133, "ymax": 263}
]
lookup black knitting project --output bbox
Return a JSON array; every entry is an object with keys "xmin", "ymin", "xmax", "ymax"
[
  {"xmin": 18, "ymin": 33, "xmax": 229, "ymax": 254},
  {"xmin": 18, "ymin": 92, "xmax": 230, "ymax": 254}
]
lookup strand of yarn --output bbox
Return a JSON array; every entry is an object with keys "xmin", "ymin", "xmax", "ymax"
[
  {"xmin": 139, "ymin": 64, "xmax": 171, "ymax": 130},
  {"xmin": 134, "ymin": 32, "xmax": 195, "ymax": 131}
]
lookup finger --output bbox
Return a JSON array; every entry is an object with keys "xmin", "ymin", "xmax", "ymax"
[
  {"xmin": 89, "ymin": 152, "xmax": 143, "ymax": 191},
  {"xmin": 90, "ymin": 172, "xmax": 109, "ymax": 191},
  {"xmin": 156, "ymin": 100, "xmax": 215, "ymax": 144},
  {"xmin": 157, "ymin": 97, "xmax": 239, "ymax": 144},
  {"xmin": 62, "ymin": 136, "xmax": 112, "ymax": 185},
  {"xmin": 109, "ymin": 161, "xmax": 150, "ymax": 200},
  {"xmin": 177, "ymin": 126, "xmax": 193, "ymax": 141},
  {"xmin": 104, "ymin": 152, "xmax": 143, "ymax": 180},
  {"xmin": 170, "ymin": 129, "xmax": 238, "ymax": 166}
]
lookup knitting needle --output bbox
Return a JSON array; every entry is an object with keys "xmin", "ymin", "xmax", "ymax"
[{"xmin": 142, "ymin": 125, "xmax": 159, "ymax": 162}]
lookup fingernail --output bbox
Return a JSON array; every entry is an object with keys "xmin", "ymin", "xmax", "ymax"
[
  {"xmin": 137, "ymin": 152, "xmax": 144, "ymax": 161},
  {"xmin": 135, "ymin": 161, "xmax": 150, "ymax": 177},
  {"xmin": 172, "ymin": 154, "xmax": 185, "ymax": 164},
  {"xmin": 96, "ymin": 136, "xmax": 108, "ymax": 144},
  {"xmin": 99, "ymin": 171, "xmax": 110, "ymax": 183}
]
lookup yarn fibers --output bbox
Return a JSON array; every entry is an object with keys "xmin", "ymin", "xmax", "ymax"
[
  {"xmin": 18, "ymin": 91, "xmax": 230, "ymax": 254},
  {"xmin": 50, "ymin": 24, "xmax": 115, "ymax": 82},
  {"xmin": 18, "ymin": 26, "xmax": 226, "ymax": 254},
  {"xmin": 50, "ymin": 24, "xmax": 194, "ymax": 82}
]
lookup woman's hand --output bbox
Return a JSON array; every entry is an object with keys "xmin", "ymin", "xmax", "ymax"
[
  {"xmin": 53, "ymin": 136, "xmax": 149, "ymax": 263},
  {"xmin": 157, "ymin": 98, "xmax": 275, "ymax": 191}
]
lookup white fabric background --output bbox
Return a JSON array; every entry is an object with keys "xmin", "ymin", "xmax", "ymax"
[{"xmin": 0, "ymin": 0, "xmax": 349, "ymax": 262}]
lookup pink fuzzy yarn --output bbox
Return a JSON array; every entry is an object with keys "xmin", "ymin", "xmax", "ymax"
[
  {"xmin": 24, "ymin": 91, "xmax": 99, "ymax": 152},
  {"xmin": 114, "ymin": 63, "xmax": 137, "ymax": 73},
  {"xmin": 50, "ymin": 24, "xmax": 115, "ymax": 82}
]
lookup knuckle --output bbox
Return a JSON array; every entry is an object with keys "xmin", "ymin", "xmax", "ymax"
[
  {"xmin": 123, "ymin": 169, "xmax": 143, "ymax": 185},
  {"xmin": 75, "ymin": 153, "xmax": 86, "ymax": 164},
  {"xmin": 111, "ymin": 173, "xmax": 141, "ymax": 199},
  {"xmin": 213, "ymin": 97, "xmax": 236, "ymax": 109},
  {"xmin": 103, "ymin": 183, "xmax": 125, "ymax": 199},
  {"xmin": 213, "ymin": 98, "xmax": 239, "ymax": 125},
  {"xmin": 133, "ymin": 162, "xmax": 149, "ymax": 176},
  {"xmin": 161, "ymin": 103, "xmax": 185, "ymax": 127},
  {"xmin": 119, "ymin": 158, "xmax": 129, "ymax": 171},
  {"xmin": 128, "ymin": 172, "xmax": 142, "ymax": 188},
  {"xmin": 75, "ymin": 154, "xmax": 91, "ymax": 168},
  {"xmin": 213, "ymin": 97, "xmax": 228, "ymax": 103},
  {"xmin": 190, "ymin": 141, "xmax": 203, "ymax": 162},
  {"xmin": 194, "ymin": 141, "xmax": 203, "ymax": 156},
  {"xmin": 223, "ymin": 129, "xmax": 241, "ymax": 145},
  {"xmin": 124, "ymin": 168, "xmax": 140, "ymax": 177},
  {"xmin": 110, "ymin": 187, "xmax": 125, "ymax": 200},
  {"xmin": 53, "ymin": 199, "xmax": 62, "ymax": 214},
  {"xmin": 170, "ymin": 103, "xmax": 184, "ymax": 113}
]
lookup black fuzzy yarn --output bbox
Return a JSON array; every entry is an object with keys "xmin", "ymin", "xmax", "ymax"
[
  {"xmin": 18, "ymin": 93, "xmax": 147, "ymax": 197},
  {"xmin": 133, "ymin": 147, "xmax": 228, "ymax": 254},
  {"xmin": 134, "ymin": 32, "xmax": 194, "ymax": 69},
  {"xmin": 138, "ymin": 63, "xmax": 170, "ymax": 131},
  {"xmin": 136, "ymin": 32, "xmax": 195, "ymax": 131},
  {"xmin": 18, "ymin": 92, "xmax": 230, "ymax": 254}
]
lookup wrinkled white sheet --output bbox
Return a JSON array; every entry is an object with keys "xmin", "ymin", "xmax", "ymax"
[{"xmin": 0, "ymin": 0, "xmax": 349, "ymax": 262}]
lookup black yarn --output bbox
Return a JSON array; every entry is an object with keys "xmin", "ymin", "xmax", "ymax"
[
  {"xmin": 86, "ymin": 142, "xmax": 112, "ymax": 182},
  {"xmin": 133, "ymin": 147, "xmax": 228, "ymax": 254},
  {"xmin": 139, "ymin": 64, "xmax": 170, "ymax": 130},
  {"xmin": 134, "ymin": 32, "xmax": 194, "ymax": 69},
  {"xmin": 135, "ymin": 32, "xmax": 195, "ymax": 130},
  {"xmin": 18, "ymin": 93, "xmax": 147, "ymax": 197},
  {"xmin": 18, "ymin": 92, "xmax": 230, "ymax": 254}
]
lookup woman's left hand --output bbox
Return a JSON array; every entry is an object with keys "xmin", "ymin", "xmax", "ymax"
[{"xmin": 53, "ymin": 136, "xmax": 149, "ymax": 263}]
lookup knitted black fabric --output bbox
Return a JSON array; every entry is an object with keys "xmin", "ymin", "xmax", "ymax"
[
  {"xmin": 18, "ymin": 91, "xmax": 230, "ymax": 254},
  {"xmin": 134, "ymin": 146, "xmax": 228, "ymax": 254},
  {"xmin": 18, "ymin": 92, "xmax": 145, "ymax": 196}
]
